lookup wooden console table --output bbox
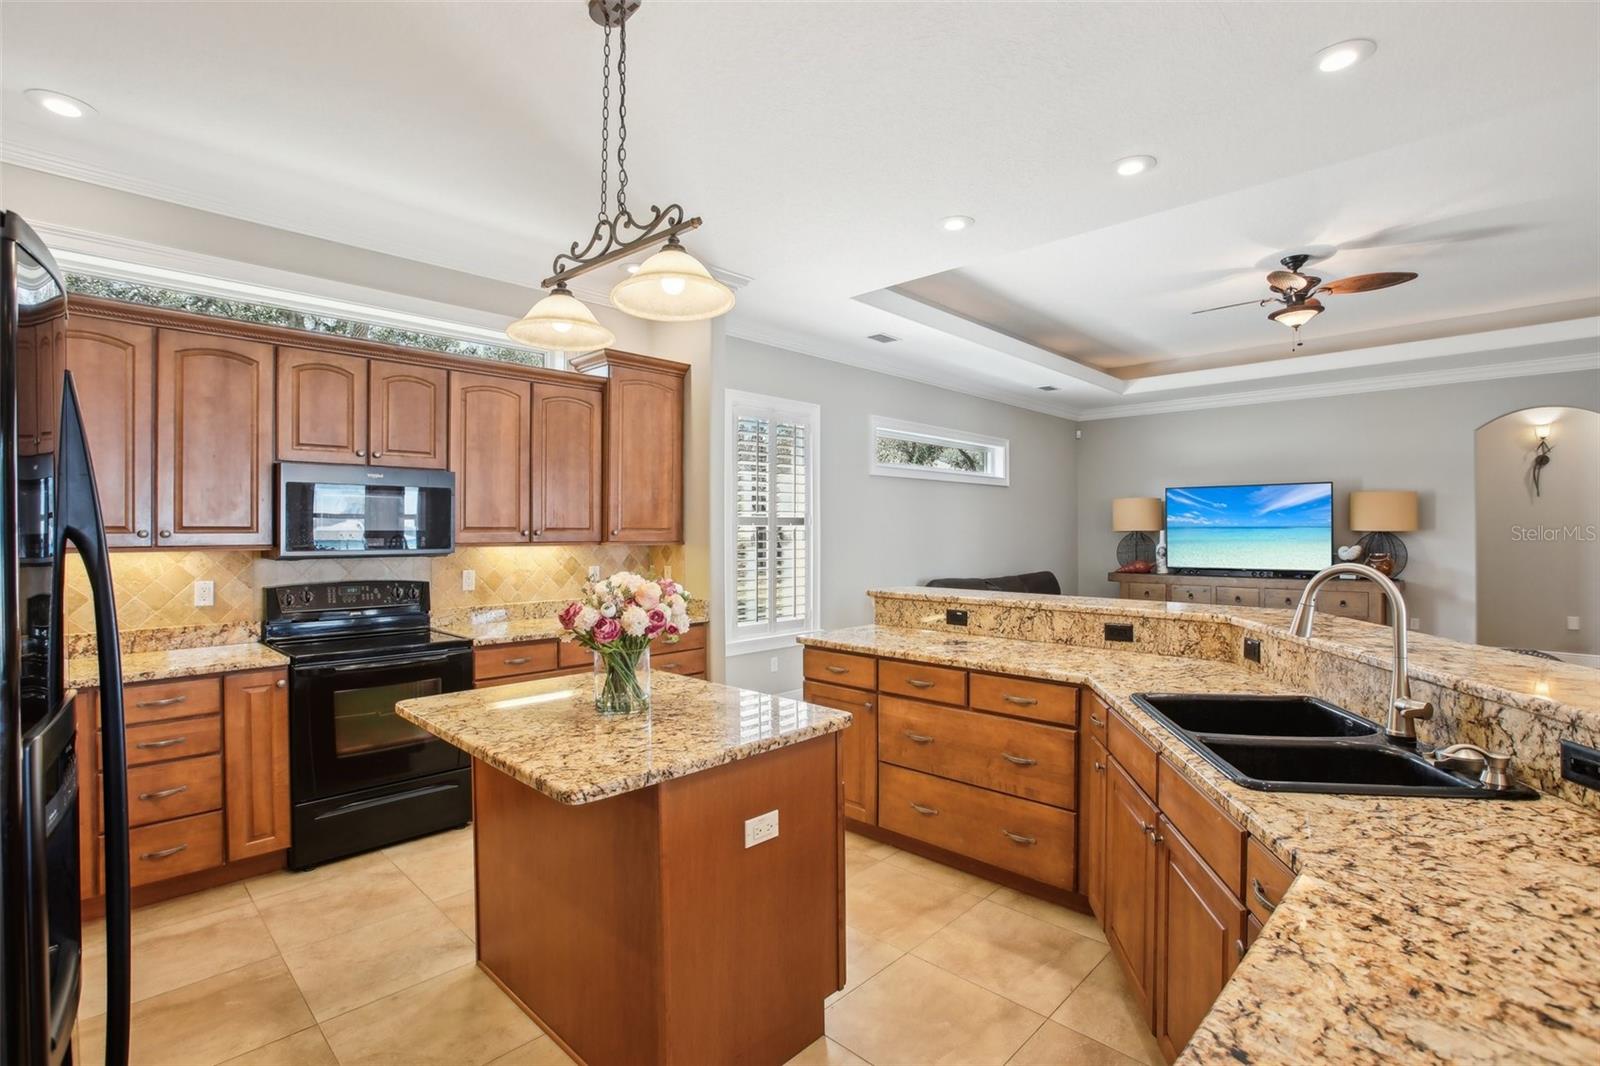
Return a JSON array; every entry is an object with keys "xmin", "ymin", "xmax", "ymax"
[{"xmin": 1107, "ymin": 571, "xmax": 1400, "ymax": 624}]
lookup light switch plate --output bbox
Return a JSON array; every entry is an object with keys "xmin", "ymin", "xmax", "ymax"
[
  {"xmin": 462, "ymin": 569, "xmax": 476, "ymax": 591},
  {"xmin": 192, "ymin": 580, "xmax": 214, "ymax": 607},
  {"xmin": 587, "ymin": 565, "xmax": 601, "ymax": 582},
  {"xmin": 744, "ymin": 810, "xmax": 779, "ymax": 848},
  {"xmin": 1569, "ymin": 616, "xmax": 1582, "ymax": 631}
]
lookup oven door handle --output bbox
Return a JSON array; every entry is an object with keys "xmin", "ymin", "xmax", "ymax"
[{"xmin": 301, "ymin": 651, "xmax": 463, "ymax": 675}]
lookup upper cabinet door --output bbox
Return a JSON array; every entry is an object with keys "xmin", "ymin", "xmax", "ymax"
[
  {"xmin": 450, "ymin": 371, "xmax": 531, "ymax": 544},
  {"xmin": 603, "ymin": 361, "xmax": 685, "ymax": 543},
  {"xmin": 530, "ymin": 381, "xmax": 603, "ymax": 543},
  {"xmin": 276, "ymin": 348, "xmax": 368, "ymax": 464},
  {"xmin": 65, "ymin": 316, "xmax": 155, "ymax": 546},
  {"xmin": 155, "ymin": 329, "xmax": 274, "ymax": 546},
  {"xmin": 369, "ymin": 360, "xmax": 448, "ymax": 469}
]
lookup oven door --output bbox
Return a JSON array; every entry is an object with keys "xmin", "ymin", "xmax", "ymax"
[{"xmin": 290, "ymin": 650, "xmax": 471, "ymax": 802}]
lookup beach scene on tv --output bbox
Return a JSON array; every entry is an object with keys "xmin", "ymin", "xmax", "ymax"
[{"xmin": 1165, "ymin": 482, "xmax": 1333, "ymax": 572}]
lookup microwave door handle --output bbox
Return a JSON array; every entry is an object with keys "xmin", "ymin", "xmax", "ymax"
[{"xmin": 51, "ymin": 376, "xmax": 133, "ymax": 1066}]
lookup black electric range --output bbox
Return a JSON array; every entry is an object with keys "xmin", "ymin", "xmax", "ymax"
[{"xmin": 263, "ymin": 581, "xmax": 472, "ymax": 869}]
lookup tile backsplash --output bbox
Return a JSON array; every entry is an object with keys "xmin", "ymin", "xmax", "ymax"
[{"xmin": 64, "ymin": 544, "xmax": 683, "ymax": 637}]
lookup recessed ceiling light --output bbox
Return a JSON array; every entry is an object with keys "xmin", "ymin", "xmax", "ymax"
[
  {"xmin": 25, "ymin": 89, "xmax": 94, "ymax": 119},
  {"xmin": 1314, "ymin": 38, "xmax": 1376, "ymax": 73},
  {"xmin": 867, "ymin": 333, "xmax": 899, "ymax": 344},
  {"xmin": 1114, "ymin": 155, "xmax": 1157, "ymax": 177},
  {"xmin": 941, "ymin": 215, "xmax": 974, "ymax": 232}
]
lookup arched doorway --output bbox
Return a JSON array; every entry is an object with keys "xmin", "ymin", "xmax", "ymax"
[{"xmin": 1474, "ymin": 406, "xmax": 1600, "ymax": 661}]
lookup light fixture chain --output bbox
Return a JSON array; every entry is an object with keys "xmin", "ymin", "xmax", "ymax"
[
  {"xmin": 616, "ymin": 4, "xmax": 628, "ymax": 214},
  {"xmin": 599, "ymin": 23, "xmax": 612, "ymax": 221}
]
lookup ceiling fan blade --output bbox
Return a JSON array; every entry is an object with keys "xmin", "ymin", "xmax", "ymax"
[
  {"xmin": 1191, "ymin": 298, "xmax": 1269, "ymax": 315},
  {"xmin": 1315, "ymin": 271, "xmax": 1418, "ymax": 295}
]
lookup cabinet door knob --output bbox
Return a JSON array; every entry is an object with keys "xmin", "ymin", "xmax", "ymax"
[
  {"xmin": 356, "ymin": 449, "xmax": 366, "ymax": 457},
  {"xmin": 373, "ymin": 451, "xmax": 383, "ymax": 458},
  {"xmin": 135, "ymin": 528, "xmax": 150, "ymax": 538},
  {"xmin": 159, "ymin": 530, "xmax": 172, "ymax": 538},
  {"xmin": 276, "ymin": 678, "xmax": 287, "ymax": 689},
  {"xmin": 520, "ymin": 529, "xmax": 530, "ymax": 537},
  {"xmin": 611, "ymin": 529, "xmax": 620, "ymax": 536},
  {"xmin": 533, "ymin": 530, "xmax": 542, "ymax": 537},
  {"xmin": 1093, "ymin": 761, "xmax": 1105, "ymax": 773}
]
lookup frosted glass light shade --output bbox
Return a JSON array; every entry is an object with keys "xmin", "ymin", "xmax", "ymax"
[
  {"xmin": 1112, "ymin": 496, "xmax": 1164, "ymax": 532},
  {"xmin": 1349, "ymin": 490, "xmax": 1418, "ymax": 533},
  {"xmin": 507, "ymin": 288, "xmax": 616, "ymax": 352},
  {"xmin": 1269, "ymin": 300, "xmax": 1324, "ymax": 329},
  {"xmin": 609, "ymin": 243, "xmax": 734, "ymax": 321}
]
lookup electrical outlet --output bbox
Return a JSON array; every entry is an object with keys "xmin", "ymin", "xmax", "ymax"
[
  {"xmin": 770, "ymin": 656, "xmax": 779, "ymax": 673},
  {"xmin": 462, "ymin": 569, "xmax": 476, "ymax": 592},
  {"xmin": 1104, "ymin": 623, "xmax": 1134, "ymax": 643},
  {"xmin": 744, "ymin": 810, "xmax": 779, "ymax": 848},
  {"xmin": 192, "ymin": 580, "xmax": 214, "ymax": 607},
  {"xmin": 1408, "ymin": 616, "xmax": 1421, "ymax": 631},
  {"xmin": 588, "ymin": 565, "xmax": 601, "ymax": 582},
  {"xmin": 1569, "ymin": 616, "xmax": 1582, "ymax": 632},
  {"xmin": 1243, "ymin": 637, "xmax": 1262, "ymax": 663}
]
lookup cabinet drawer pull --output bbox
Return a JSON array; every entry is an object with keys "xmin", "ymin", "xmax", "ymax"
[
  {"xmin": 862, "ymin": 701, "xmax": 873, "ymax": 709},
  {"xmin": 903, "ymin": 731, "xmax": 934, "ymax": 744},
  {"xmin": 825, "ymin": 665, "xmax": 850, "ymax": 675},
  {"xmin": 905, "ymin": 678, "xmax": 935, "ymax": 689},
  {"xmin": 1001, "ymin": 829, "xmax": 1037, "ymax": 846},
  {"xmin": 135, "ymin": 737, "xmax": 187, "ymax": 750},
  {"xmin": 1251, "ymin": 878, "xmax": 1278, "ymax": 914},
  {"xmin": 1002, "ymin": 694, "xmax": 1038, "ymax": 707},
  {"xmin": 1235, "ymin": 938, "xmax": 1247, "ymax": 960},
  {"xmin": 136, "ymin": 695, "xmax": 188, "ymax": 709},
  {"xmin": 503, "ymin": 656, "xmax": 532, "ymax": 666},
  {"xmin": 138, "ymin": 785, "xmax": 189, "ymax": 802},
  {"xmin": 140, "ymin": 844, "xmax": 188, "ymax": 861},
  {"xmin": 1088, "ymin": 714, "xmax": 1106, "ymax": 728},
  {"xmin": 909, "ymin": 802, "xmax": 940, "ymax": 817},
  {"xmin": 1001, "ymin": 752, "xmax": 1037, "ymax": 767}
]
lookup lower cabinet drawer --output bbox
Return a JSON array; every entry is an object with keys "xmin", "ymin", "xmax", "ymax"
[
  {"xmin": 1319, "ymin": 589, "xmax": 1370, "ymax": 619},
  {"xmin": 879, "ymin": 764, "xmax": 1076, "ymax": 889},
  {"xmin": 655, "ymin": 647, "xmax": 707, "ymax": 677},
  {"xmin": 475, "ymin": 641, "xmax": 560, "ymax": 681},
  {"xmin": 121, "ymin": 755, "xmax": 224, "ymax": 828},
  {"xmin": 1214, "ymin": 586, "xmax": 1260, "ymax": 608},
  {"xmin": 123, "ymin": 677, "xmax": 223, "ymax": 726},
  {"xmin": 1260, "ymin": 589, "xmax": 1300, "ymax": 610},
  {"xmin": 119, "ymin": 811, "xmax": 226, "ymax": 887},
  {"xmin": 111, "ymin": 715, "xmax": 223, "ymax": 769},
  {"xmin": 1125, "ymin": 582, "xmax": 1166, "ymax": 601},
  {"xmin": 1169, "ymin": 584, "xmax": 1214, "ymax": 604},
  {"xmin": 879, "ymin": 696, "xmax": 1076, "ymax": 808}
]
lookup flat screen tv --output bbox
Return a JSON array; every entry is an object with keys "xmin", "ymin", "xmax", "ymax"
[{"xmin": 1164, "ymin": 482, "xmax": 1333, "ymax": 576}]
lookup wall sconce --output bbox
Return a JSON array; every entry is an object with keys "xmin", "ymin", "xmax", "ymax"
[{"xmin": 1533, "ymin": 424, "xmax": 1553, "ymax": 496}]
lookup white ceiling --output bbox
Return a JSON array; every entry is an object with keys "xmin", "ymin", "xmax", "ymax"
[{"xmin": 2, "ymin": 1, "xmax": 1598, "ymax": 416}]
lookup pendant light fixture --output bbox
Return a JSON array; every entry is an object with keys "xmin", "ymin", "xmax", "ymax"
[{"xmin": 508, "ymin": 0, "xmax": 733, "ymax": 351}]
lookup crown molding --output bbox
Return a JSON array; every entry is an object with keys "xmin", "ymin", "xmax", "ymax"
[{"xmin": 1073, "ymin": 350, "xmax": 1600, "ymax": 421}]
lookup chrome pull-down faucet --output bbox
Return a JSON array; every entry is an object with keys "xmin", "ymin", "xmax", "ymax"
[{"xmin": 1289, "ymin": 562, "xmax": 1434, "ymax": 742}]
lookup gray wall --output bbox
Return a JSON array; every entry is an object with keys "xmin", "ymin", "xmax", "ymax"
[
  {"xmin": 1475, "ymin": 406, "xmax": 1600, "ymax": 655},
  {"xmin": 1074, "ymin": 369, "xmax": 1600, "ymax": 643},
  {"xmin": 714, "ymin": 337, "xmax": 1076, "ymax": 693}
]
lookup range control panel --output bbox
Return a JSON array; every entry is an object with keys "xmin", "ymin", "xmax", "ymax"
[{"xmin": 265, "ymin": 580, "xmax": 428, "ymax": 617}]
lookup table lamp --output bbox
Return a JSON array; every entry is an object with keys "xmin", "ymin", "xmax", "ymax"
[
  {"xmin": 1349, "ymin": 490, "xmax": 1418, "ymax": 577},
  {"xmin": 1112, "ymin": 497, "xmax": 1163, "ymax": 568}
]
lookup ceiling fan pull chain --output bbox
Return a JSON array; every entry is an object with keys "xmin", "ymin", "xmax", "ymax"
[{"xmin": 599, "ymin": 24, "xmax": 612, "ymax": 221}]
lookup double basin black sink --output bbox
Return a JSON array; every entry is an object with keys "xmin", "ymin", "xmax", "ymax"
[{"xmin": 1130, "ymin": 694, "xmax": 1537, "ymax": 799}]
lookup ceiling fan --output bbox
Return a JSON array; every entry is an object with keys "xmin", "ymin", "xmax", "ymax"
[{"xmin": 1192, "ymin": 254, "xmax": 1418, "ymax": 347}]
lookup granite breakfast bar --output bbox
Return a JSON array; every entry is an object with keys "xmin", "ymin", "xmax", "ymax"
[{"xmin": 396, "ymin": 672, "xmax": 851, "ymax": 1066}]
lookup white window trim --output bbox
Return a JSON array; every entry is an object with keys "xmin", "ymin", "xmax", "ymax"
[
  {"xmin": 869, "ymin": 415, "xmax": 1010, "ymax": 486},
  {"xmin": 724, "ymin": 390, "xmax": 822, "ymax": 656}
]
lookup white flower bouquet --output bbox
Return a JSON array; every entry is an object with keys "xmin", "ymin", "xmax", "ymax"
[{"xmin": 559, "ymin": 571, "xmax": 691, "ymax": 713}]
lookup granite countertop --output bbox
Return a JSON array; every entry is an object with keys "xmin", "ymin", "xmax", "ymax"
[
  {"xmin": 800, "ymin": 624, "xmax": 1600, "ymax": 1065},
  {"xmin": 67, "ymin": 642, "xmax": 289, "ymax": 688},
  {"xmin": 441, "ymin": 612, "xmax": 708, "ymax": 647},
  {"xmin": 396, "ymin": 672, "xmax": 850, "ymax": 805}
]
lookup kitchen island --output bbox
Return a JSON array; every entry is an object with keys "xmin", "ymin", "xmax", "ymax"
[{"xmin": 396, "ymin": 672, "xmax": 851, "ymax": 1066}]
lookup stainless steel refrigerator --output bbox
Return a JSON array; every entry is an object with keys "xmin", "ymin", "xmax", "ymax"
[{"xmin": 2, "ymin": 212, "xmax": 132, "ymax": 1065}]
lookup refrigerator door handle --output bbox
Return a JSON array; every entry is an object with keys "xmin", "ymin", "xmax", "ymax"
[{"xmin": 52, "ymin": 375, "xmax": 131, "ymax": 1066}]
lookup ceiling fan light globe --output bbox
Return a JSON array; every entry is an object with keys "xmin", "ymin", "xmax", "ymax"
[
  {"xmin": 1268, "ymin": 300, "xmax": 1324, "ymax": 329},
  {"xmin": 507, "ymin": 289, "xmax": 616, "ymax": 351},
  {"xmin": 610, "ymin": 244, "xmax": 735, "ymax": 321}
]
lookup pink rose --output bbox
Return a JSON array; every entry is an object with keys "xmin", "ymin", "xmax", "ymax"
[
  {"xmin": 645, "ymin": 607, "xmax": 668, "ymax": 636},
  {"xmin": 592, "ymin": 617, "xmax": 622, "ymax": 644},
  {"xmin": 658, "ymin": 579, "xmax": 678, "ymax": 599},
  {"xmin": 558, "ymin": 602, "xmax": 582, "ymax": 630}
]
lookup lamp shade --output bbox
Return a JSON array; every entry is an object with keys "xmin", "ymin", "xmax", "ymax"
[
  {"xmin": 609, "ymin": 241, "xmax": 735, "ymax": 322},
  {"xmin": 1112, "ymin": 496, "xmax": 1164, "ymax": 532},
  {"xmin": 1349, "ymin": 490, "xmax": 1418, "ymax": 533},
  {"xmin": 507, "ymin": 287, "xmax": 616, "ymax": 352}
]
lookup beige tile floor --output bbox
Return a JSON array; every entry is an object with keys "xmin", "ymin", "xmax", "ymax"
[{"xmin": 76, "ymin": 828, "xmax": 1163, "ymax": 1066}]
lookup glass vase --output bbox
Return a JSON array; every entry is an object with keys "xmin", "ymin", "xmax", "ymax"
[{"xmin": 593, "ymin": 645, "xmax": 651, "ymax": 715}]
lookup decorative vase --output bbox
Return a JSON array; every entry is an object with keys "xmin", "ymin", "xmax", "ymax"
[
  {"xmin": 1155, "ymin": 531, "xmax": 1169, "ymax": 575},
  {"xmin": 593, "ymin": 645, "xmax": 651, "ymax": 714}
]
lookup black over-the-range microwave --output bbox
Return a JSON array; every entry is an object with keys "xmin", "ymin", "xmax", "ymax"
[{"xmin": 274, "ymin": 461, "xmax": 455, "ymax": 558}]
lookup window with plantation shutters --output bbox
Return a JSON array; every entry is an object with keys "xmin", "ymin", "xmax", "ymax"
[{"xmin": 726, "ymin": 392, "xmax": 820, "ymax": 652}]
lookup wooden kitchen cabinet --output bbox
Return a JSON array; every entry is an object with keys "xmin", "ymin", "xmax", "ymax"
[
  {"xmin": 276, "ymin": 347, "xmax": 368, "ymax": 464},
  {"xmin": 571, "ymin": 350, "xmax": 686, "ymax": 543},
  {"xmin": 222, "ymin": 669, "xmax": 292, "ymax": 861},
  {"xmin": 804, "ymin": 680, "xmax": 878, "ymax": 823},
  {"xmin": 530, "ymin": 380, "xmax": 604, "ymax": 542},
  {"xmin": 1079, "ymin": 731, "xmax": 1108, "ymax": 920},
  {"xmin": 1105, "ymin": 757, "xmax": 1159, "ymax": 1023},
  {"xmin": 369, "ymin": 360, "xmax": 448, "ymax": 469},
  {"xmin": 451, "ymin": 370, "xmax": 531, "ymax": 544},
  {"xmin": 155, "ymin": 329, "xmax": 274, "ymax": 546},
  {"xmin": 63, "ymin": 315, "xmax": 155, "ymax": 546},
  {"xmin": 1153, "ymin": 815, "xmax": 1248, "ymax": 1061}
]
